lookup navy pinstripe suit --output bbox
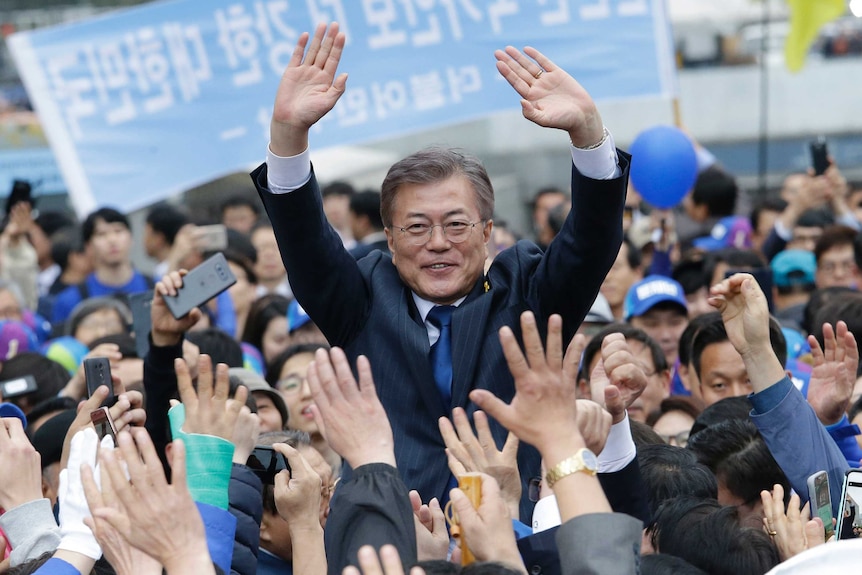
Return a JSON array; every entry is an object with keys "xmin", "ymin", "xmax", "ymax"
[{"xmin": 252, "ymin": 154, "xmax": 629, "ymax": 521}]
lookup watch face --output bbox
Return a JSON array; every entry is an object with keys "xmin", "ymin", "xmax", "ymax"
[{"xmin": 582, "ymin": 449, "xmax": 599, "ymax": 471}]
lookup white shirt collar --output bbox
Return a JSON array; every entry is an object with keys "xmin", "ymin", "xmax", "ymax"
[{"xmin": 412, "ymin": 293, "xmax": 468, "ymax": 323}]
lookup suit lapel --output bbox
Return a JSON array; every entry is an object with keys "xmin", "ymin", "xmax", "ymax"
[
  {"xmin": 451, "ymin": 279, "xmax": 493, "ymax": 409},
  {"xmin": 397, "ymin": 288, "xmax": 448, "ymax": 419}
]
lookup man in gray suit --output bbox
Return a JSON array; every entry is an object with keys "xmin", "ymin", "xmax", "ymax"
[{"xmin": 252, "ymin": 22, "xmax": 629, "ymax": 519}]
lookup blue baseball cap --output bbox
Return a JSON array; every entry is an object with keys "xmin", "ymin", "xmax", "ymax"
[
  {"xmin": 771, "ymin": 250, "xmax": 815, "ymax": 288},
  {"xmin": 624, "ymin": 275, "xmax": 688, "ymax": 320},
  {"xmin": 287, "ymin": 300, "xmax": 312, "ymax": 333},
  {"xmin": 693, "ymin": 216, "xmax": 753, "ymax": 251},
  {"xmin": 0, "ymin": 402, "xmax": 27, "ymax": 429}
]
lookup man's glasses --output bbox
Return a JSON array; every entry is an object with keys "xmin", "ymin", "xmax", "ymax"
[
  {"xmin": 528, "ymin": 476, "xmax": 542, "ymax": 502},
  {"xmin": 394, "ymin": 221, "xmax": 483, "ymax": 246},
  {"xmin": 657, "ymin": 430, "xmax": 690, "ymax": 448}
]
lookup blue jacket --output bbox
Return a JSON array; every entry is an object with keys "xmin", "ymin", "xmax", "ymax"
[{"xmin": 229, "ymin": 463, "xmax": 263, "ymax": 575}]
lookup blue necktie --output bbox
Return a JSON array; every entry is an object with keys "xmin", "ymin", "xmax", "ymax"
[{"xmin": 427, "ymin": 305, "xmax": 455, "ymax": 408}]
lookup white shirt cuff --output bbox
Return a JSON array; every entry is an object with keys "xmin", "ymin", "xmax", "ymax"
[
  {"xmin": 266, "ymin": 145, "xmax": 312, "ymax": 193},
  {"xmin": 774, "ymin": 219, "xmax": 793, "ymax": 242},
  {"xmin": 597, "ymin": 413, "xmax": 637, "ymax": 473},
  {"xmin": 570, "ymin": 128, "xmax": 621, "ymax": 180}
]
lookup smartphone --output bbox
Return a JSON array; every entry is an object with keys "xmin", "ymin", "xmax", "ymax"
[
  {"xmin": 5, "ymin": 180, "xmax": 32, "ymax": 216},
  {"xmin": 0, "ymin": 375, "xmax": 37, "ymax": 399},
  {"xmin": 128, "ymin": 290, "xmax": 153, "ymax": 359},
  {"xmin": 724, "ymin": 266, "xmax": 774, "ymax": 312},
  {"xmin": 810, "ymin": 137, "xmax": 829, "ymax": 176},
  {"xmin": 837, "ymin": 469, "xmax": 862, "ymax": 540},
  {"xmin": 246, "ymin": 446, "xmax": 291, "ymax": 485},
  {"xmin": 163, "ymin": 252, "xmax": 237, "ymax": 319},
  {"xmin": 84, "ymin": 357, "xmax": 114, "ymax": 407},
  {"xmin": 90, "ymin": 407, "xmax": 117, "ymax": 441},
  {"xmin": 807, "ymin": 470, "xmax": 834, "ymax": 539},
  {"xmin": 193, "ymin": 224, "xmax": 228, "ymax": 252}
]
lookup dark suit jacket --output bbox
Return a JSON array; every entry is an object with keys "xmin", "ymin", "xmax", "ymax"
[
  {"xmin": 349, "ymin": 237, "xmax": 390, "ymax": 260},
  {"xmin": 252, "ymin": 154, "xmax": 629, "ymax": 521}
]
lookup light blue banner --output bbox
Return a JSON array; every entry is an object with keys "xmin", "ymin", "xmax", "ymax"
[{"xmin": 9, "ymin": 0, "xmax": 674, "ymax": 216}]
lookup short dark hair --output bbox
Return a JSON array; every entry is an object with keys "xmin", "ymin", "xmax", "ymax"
[
  {"xmin": 88, "ymin": 333, "xmax": 138, "ymax": 358},
  {"xmin": 257, "ymin": 430, "xmax": 311, "ymax": 514},
  {"xmin": 34, "ymin": 210, "xmax": 75, "ymax": 238},
  {"xmin": 218, "ymin": 247, "xmax": 258, "ymax": 285},
  {"xmin": 691, "ymin": 314, "xmax": 786, "ymax": 379},
  {"xmin": 25, "ymin": 396, "xmax": 78, "ymax": 433},
  {"xmin": 531, "ymin": 186, "xmax": 569, "ymax": 207},
  {"xmin": 703, "ymin": 249, "xmax": 765, "ymax": 287},
  {"xmin": 678, "ymin": 312, "xmax": 721, "ymax": 369},
  {"xmin": 802, "ymin": 286, "xmax": 856, "ymax": 335},
  {"xmin": 689, "ymin": 396, "xmax": 753, "ymax": 438},
  {"xmin": 814, "ymin": 225, "xmax": 857, "ymax": 263},
  {"xmin": 797, "ymin": 208, "xmax": 834, "ymax": 229},
  {"xmin": 811, "ymin": 292, "xmax": 862, "ymax": 376},
  {"xmin": 687, "ymin": 418, "xmax": 790, "ymax": 507},
  {"xmin": 691, "ymin": 166, "xmax": 738, "ymax": 217},
  {"xmin": 620, "ymin": 236, "xmax": 643, "ymax": 270},
  {"xmin": 266, "ymin": 343, "xmax": 330, "ymax": 387},
  {"xmin": 638, "ymin": 444, "xmax": 718, "ymax": 518},
  {"xmin": 321, "ymin": 181, "xmax": 355, "ymax": 199},
  {"xmin": 66, "ymin": 296, "xmax": 131, "ymax": 339},
  {"xmin": 649, "ymin": 497, "xmax": 780, "ymax": 575},
  {"xmin": 579, "ymin": 323, "xmax": 667, "ymax": 383},
  {"xmin": 672, "ymin": 252, "xmax": 708, "ymax": 295},
  {"xmin": 381, "ymin": 148, "xmax": 493, "ymax": 229},
  {"xmin": 82, "ymin": 207, "xmax": 130, "ymax": 244},
  {"xmin": 1, "ymin": 353, "xmax": 70, "ymax": 407},
  {"xmin": 349, "ymin": 190, "xmax": 384, "ymax": 230},
  {"xmin": 146, "ymin": 203, "xmax": 189, "ymax": 245},
  {"xmin": 185, "ymin": 328, "xmax": 244, "ymax": 368},
  {"xmin": 220, "ymin": 195, "xmax": 260, "ymax": 216},
  {"xmin": 630, "ymin": 419, "xmax": 666, "ymax": 449},
  {"xmin": 749, "ymin": 197, "xmax": 787, "ymax": 231},
  {"xmin": 646, "ymin": 395, "xmax": 703, "ymax": 427},
  {"xmin": 640, "ymin": 554, "xmax": 708, "ymax": 575},
  {"xmin": 50, "ymin": 226, "xmax": 85, "ymax": 272}
]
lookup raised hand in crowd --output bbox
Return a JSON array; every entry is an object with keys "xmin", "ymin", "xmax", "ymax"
[
  {"xmin": 270, "ymin": 22, "xmax": 348, "ymax": 157},
  {"xmin": 760, "ymin": 483, "xmax": 825, "ymax": 562},
  {"xmin": 60, "ymin": 383, "xmax": 145, "ymax": 470},
  {"xmin": 438, "ymin": 408, "xmax": 521, "ymax": 519},
  {"xmin": 272, "ymin": 442, "xmax": 326, "ymax": 575},
  {"xmin": 342, "ymin": 545, "xmax": 425, "ymax": 575},
  {"xmin": 152, "ymin": 269, "xmax": 203, "ymax": 347},
  {"xmin": 85, "ymin": 429, "xmax": 215, "ymax": 575},
  {"xmin": 408, "ymin": 490, "xmax": 448, "ymax": 562},
  {"xmin": 82, "ymin": 435, "xmax": 161, "ymax": 575},
  {"xmin": 494, "ymin": 45, "xmax": 604, "ymax": 147},
  {"xmin": 574, "ymin": 399, "xmax": 612, "ymax": 457},
  {"xmin": 231, "ymin": 404, "xmax": 261, "ymax": 465},
  {"xmin": 449, "ymin": 473, "xmax": 528, "ymax": 573},
  {"xmin": 586, "ymin": 332, "xmax": 647, "ymax": 424},
  {"xmin": 708, "ymin": 273, "xmax": 786, "ymax": 391},
  {"xmin": 60, "ymin": 343, "xmax": 123, "ymax": 400},
  {"xmin": 470, "ymin": 312, "xmax": 612, "ymax": 522},
  {"xmin": 806, "ymin": 320, "xmax": 859, "ymax": 425},
  {"xmin": 0, "ymin": 417, "xmax": 42, "ymax": 512},
  {"xmin": 306, "ymin": 347, "xmax": 395, "ymax": 469},
  {"xmin": 175, "ymin": 354, "xmax": 246, "ymax": 440}
]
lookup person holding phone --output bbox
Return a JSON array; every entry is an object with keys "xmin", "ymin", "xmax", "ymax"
[{"xmin": 253, "ymin": 22, "xmax": 628, "ymax": 520}]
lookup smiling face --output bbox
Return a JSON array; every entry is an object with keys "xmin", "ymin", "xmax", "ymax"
[
  {"xmin": 385, "ymin": 175, "xmax": 492, "ymax": 305},
  {"xmin": 277, "ymin": 351, "xmax": 318, "ymax": 435}
]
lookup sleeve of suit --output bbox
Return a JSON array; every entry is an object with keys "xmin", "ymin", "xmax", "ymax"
[
  {"xmin": 529, "ymin": 154, "xmax": 630, "ymax": 342},
  {"xmin": 252, "ymin": 164, "xmax": 370, "ymax": 347},
  {"xmin": 323, "ymin": 463, "xmax": 417, "ymax": 575},
  {"xmin": 555, "ymin": 513, "xmax": 642, "ymax": 575}
]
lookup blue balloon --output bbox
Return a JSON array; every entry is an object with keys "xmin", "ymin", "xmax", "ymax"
[{"xmin": 629, "ymin": 125, "xmax": 698, "ymax": 209}]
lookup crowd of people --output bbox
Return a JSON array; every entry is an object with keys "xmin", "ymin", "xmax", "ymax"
[{"xmin": 1, "ymin": 21, "xmax": 862, "ymax": 575}]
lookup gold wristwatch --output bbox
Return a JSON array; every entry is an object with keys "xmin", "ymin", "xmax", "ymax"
[{"xmin": 545, "ymin": 448, "xmax": 599, "ymax": 488}]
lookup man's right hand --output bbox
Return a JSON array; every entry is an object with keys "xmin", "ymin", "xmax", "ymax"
[
  {"xmin": 151, "ymin": 270, "xmax": 201, "ymax": 347},
  {"xmin": 270, "ymin": 22, "xmax": 348, "ymax": 157}
]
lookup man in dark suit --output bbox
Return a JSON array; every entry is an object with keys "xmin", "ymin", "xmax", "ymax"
[{"xmin": 252, "ymin": 22, "xmax": 629, "ymax": 520}]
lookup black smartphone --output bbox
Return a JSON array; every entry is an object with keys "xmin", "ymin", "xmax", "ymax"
[
  {"xmin": 84, "ymin": 357, "xmax": 115, "ymax": 407},
  {"xmin": 0, "ymin": 375, "xmax": 37, "ymax": 399},
  {"xmin": 163, "ymin": 252, "xmax": 237, "ymax": 319},
  {"xmin": 725, "ymin": 266, "xmax": 775, "ymax": 313},
  {"xmin": 5, "ymin": 180, "xmax": 32, "ymax": 216},
  {"xmin": 807, "ymin": 470, "xmax": 834, "ymax": 539},
  {"xmin": 837, "ymin": 468, "xmax": 862, "ymax": 540},
  {"xmin": 246, "ymin": 446, "xmax": 291, "ymax": 485},
  {"xmin": 90, "ymin": 407, "xmax": 117, "ymax": 441},
  {"xmin": 810, "ymin": 137, "xmax": 829, "ymax": 176},
  {"xmin": 129, "ymin": 290, "xmax": 153, "ymax": 359}
]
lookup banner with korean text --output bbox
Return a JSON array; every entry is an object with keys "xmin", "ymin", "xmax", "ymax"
[{"xmin": 9, "ymin": 0, "xmax": 675, "ymax": 216}]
